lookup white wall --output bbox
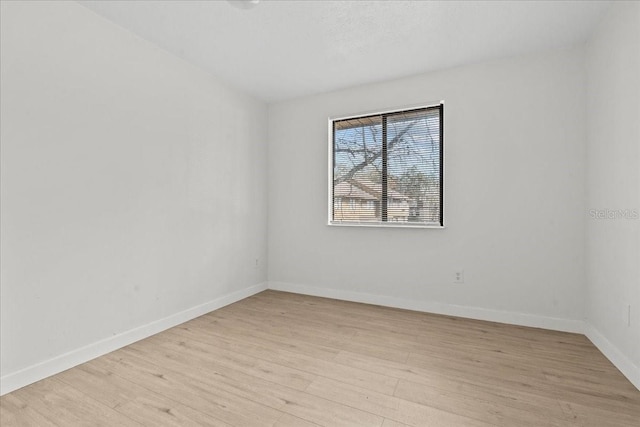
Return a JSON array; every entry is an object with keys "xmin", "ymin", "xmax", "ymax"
[
  {"xmin": 268, "ymin": 48, "xmax": 587, "ymax": 330},
  {"xmin": 585, "ymin": 1, "xmax": 640, "ymax": 388},
  {"xmin": 0, "ymin": 1, "xmax": 268, "ymax": 393}
]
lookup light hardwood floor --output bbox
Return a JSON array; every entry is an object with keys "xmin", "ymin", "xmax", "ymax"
[{"xmin": 2, "ymin": 290, "xmax": 639, "ymax": 426}]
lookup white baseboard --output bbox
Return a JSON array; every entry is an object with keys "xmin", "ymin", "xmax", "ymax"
[
  {"xmin": 267, "ymin": 281, "xmax": 584, "ymax": 333},
  {"xmin": 584, "ymin": 323, "xmax": 640, "ymax": 390},
  {"xmin": 0, "ymin": 282, "xmax": 268, "ymax": 396},
  {"xmin": 5, "ymin": 281, "xmax": 637, "ymax": 395}
]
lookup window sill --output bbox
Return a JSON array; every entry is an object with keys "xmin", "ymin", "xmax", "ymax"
[{"xmin": 328, "ymin": 221, "xmax": 445, "ymax": 229}]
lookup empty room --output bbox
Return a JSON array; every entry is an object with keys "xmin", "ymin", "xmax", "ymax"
[{"xmin": 1, "ymin": 0, "xmax": 639, "ymax": 425}]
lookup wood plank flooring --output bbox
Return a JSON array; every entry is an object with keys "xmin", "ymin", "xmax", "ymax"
[{"xmin": 2, "ymin": 290, "xmax": 639, "ymax": 426}]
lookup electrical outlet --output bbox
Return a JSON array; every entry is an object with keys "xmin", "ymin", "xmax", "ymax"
[{"xmin": 454, "ymin": 270, "xmax": 464, "ymax": 284}]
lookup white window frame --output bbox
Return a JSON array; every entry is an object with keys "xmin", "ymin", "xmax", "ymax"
[{"xmin": 327, "ymin": 101, "xmax": 445, "ymax": 229}]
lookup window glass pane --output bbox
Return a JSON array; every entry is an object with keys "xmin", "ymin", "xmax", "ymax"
[
  {"xmin": 333, "ymin": 116, "xmax": 383, "ymax": 222},
  {"xmin": 386, "ymin": 108, "xmax": 441, "ymax": 223}
]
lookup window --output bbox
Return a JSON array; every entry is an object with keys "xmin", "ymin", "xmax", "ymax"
[{"xmin": 330, "ymin": 103, "xmax": 443, "ymax": 227}]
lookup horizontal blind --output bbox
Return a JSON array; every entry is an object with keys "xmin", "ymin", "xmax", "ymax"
[{"xmin": 332, "ymin": 104, "xmax": 443, "ymax": 226}]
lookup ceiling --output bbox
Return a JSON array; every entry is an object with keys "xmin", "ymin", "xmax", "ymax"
[{"xmin": 78, "ymin": 0, "xmax": 612, "ymax": 103}]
